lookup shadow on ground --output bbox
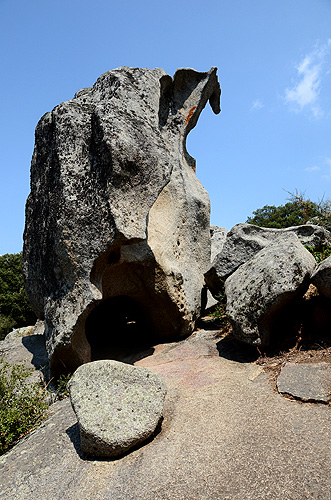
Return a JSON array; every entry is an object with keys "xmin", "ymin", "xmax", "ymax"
[{"xmin": 216, "ymin": 335, "xmax": 259, "ymax": 363}]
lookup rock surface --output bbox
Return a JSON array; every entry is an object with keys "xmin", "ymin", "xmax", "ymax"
[
  {"xmin": 205, "ymin": 223, "xmax": 330, "ymax": 297},
  {"xmin": 225, "ymin": 233, "xmax": 316, "ymax": 346},
  {"xmin": 1, "ymin": 330, "xmax": 331, "ymax": 500},
  {"xmin": 203, "ymin": 225, "xmax": 228, "ymax": 311},
  {"xmin": 68, "ymin": 359, "xmax": 166, "ymax": 457},
  {"xmin": 311, "ymin": 254, "xmax": 331, "ymax": 298},
  {"xmin": 210, "ymin": 225, "xmax": 228, "ymax": 261},
  {"xmin": 0, "ymin": 322, "xmax": 48, "ymax": 384},
  {"xmin": 23, "ymin": 66, "xmax": 221, "ymax": 377},
  {"xmin": 277, "ymin": 362, "xmax": 331, "ymax": 403}
]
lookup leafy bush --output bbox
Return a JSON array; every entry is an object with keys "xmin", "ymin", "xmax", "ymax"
[
  {"xmin": 0, "ymin": 360, "xmax": 48, "ymax": 455},
  {"xmin": 246, "ymin": 191, "xmax": 331, "ymax": 230},
  {"xmin": 305, "ymin": 245, "xmax": 331, "ymax": 264},
  {"xmin": 0, "ymin": 253, "xmax": 36, "ymax": 340},
  {"xmin": 246, "ymin": 202, "xmax": 306, "ymax": 228}
]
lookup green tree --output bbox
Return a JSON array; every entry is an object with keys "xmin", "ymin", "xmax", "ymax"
[
  {"xmin": 246, "ymin": 191, "xmax": 331, "ymax": 229},
  {"xmin": 0, "ymin": 253, "xmax": 36, "ymax": 340}
]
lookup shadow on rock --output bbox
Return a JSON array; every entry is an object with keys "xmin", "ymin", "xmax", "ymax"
[
  {"xmin": 85, "ymin": 296, "xmax": 157, "ymax": 365},
  {"xmin": 21, "ymin": 334, "xmax": 48, "ymax": 370},
  {"xmin": 66, "ymin": 422, "xmax": 83, "ymax": 458}
]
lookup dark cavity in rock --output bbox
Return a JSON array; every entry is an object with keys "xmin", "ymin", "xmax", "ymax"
[{"xmin": 85, "ymin": 296, "xmax": 154, "ymax": 363}]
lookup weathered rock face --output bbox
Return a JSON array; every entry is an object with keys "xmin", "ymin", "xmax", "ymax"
[
  {"xmin": 202, "ymin": 225, "xmax": 228, "ymax": 311},
  {"xmin": 68, "ymin": 360, "xmax": 167, "ymax": 457},
  {"xmin": 205, "ymin": 223, "xmax": 331, "ymax": 297},
  {"xmin": 23, "ymin": 67, "xmax": 221, "ymax": 376},
  {"xmin": 225, "ymin": 233, "xmax": 316, "ymax": 346},
  {"xmin": 210, "ymin": 225, "xmax": 228, "ymax": 261},
  {"xmin": 0, "ymin": 322, "xmax": 48, "ymax": 387},
  {"xmin": 311, "ymin": 255, "xmax": 331, "ymax": 299}
]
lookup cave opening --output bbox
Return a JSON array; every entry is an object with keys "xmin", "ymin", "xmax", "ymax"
[{"xmin": 85, "ymin": 295, "xmax": 155, "ymax": 363}]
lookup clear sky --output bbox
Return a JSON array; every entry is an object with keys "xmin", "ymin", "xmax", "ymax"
[{"xmin": 1, "ymin": 0, "xmax": 331, "ymax": 254}]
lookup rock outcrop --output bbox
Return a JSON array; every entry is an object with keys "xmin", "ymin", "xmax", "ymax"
[
  {"xmin": 1, "ymin": 328, "xmax": 331, "ymax": 500},
  {"xmin": 205, "ymin": 223, "xmax": 331, "ymax": 297},
  {"xmin": 23, "ymin": 67, "xmax": 221, "ymax": 376},
  {"xmin": 68, "ymin": 359, "xmax": 167, "ymax": 457},
  {"xmin": 225, "ymin": 233, "xmax": 316, "ymax": 346}
]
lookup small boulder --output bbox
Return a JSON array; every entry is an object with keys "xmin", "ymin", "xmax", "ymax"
[
  {"xmin": 225, "ymin": 233, "xmax": 316, "ymax": 346},
  {"xmin": 205, "ymin": 223, "xmax": 330, "ymax": 297},
  {"xmin": 311, "ymin": 255, "xmax": 331, "ymax": 299},
  {"xmin": 68, "ymin": 360, "xmax": 167, "ymax": 457}
]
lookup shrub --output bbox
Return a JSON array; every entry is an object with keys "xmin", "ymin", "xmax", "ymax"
[
  {"xmin": 305, "ymin": 245, "xmax": 331, "ymax": 264},
  {"xmin": 0, "ymin": 253, "xmax": 36, "ymax": 340},
  {"xmin": 246, "ymin": 191, "xmax": 331, "ymax": 230},
  {"xmin": 0, "ymin": 360, "xmax": 48, "ymax": 455}
]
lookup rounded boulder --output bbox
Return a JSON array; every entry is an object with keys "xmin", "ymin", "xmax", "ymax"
[{"xmin": 68, "ymin": 360, "xmax": 167, "ymax": 457}]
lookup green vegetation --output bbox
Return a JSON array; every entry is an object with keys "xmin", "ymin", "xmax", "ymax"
[
  {"xmin": 54, "ymin": 373, "xmax": 71, "ymax": 400},
  {"xmin": 0, "ymin": 251, "xmax": 71, "ymax": 455},
  {"xmin": 0, "ymin": 361, "xmax": 73, "ymax": 456},
  {"xmin": 0, "ymin": 252, "xmax": 36, "ymax": 340},
  {"xmin": 246, "ymin": 191, "xmax": 331, "ymax": 263},
  {"xmin": 0, "ymin": 360, "xmax": 48, "ymax": 455},
  {"xmin": 246, "ymin": 191, "xmax": 331, "ymax": 229},
  {"xmin": 211, "ymin": 290, "xmax": 230, "ymax": 328},
  {"xmin": 305, "ymin": 245, "xmax": 331, "ymax": 264}
]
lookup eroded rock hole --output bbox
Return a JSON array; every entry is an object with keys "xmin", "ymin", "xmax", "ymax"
[{"xmin": 85, "ymin": 296, "xmax": 154, "ymax": 363}]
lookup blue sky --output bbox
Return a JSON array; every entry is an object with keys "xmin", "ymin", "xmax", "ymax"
[{"xmin": 1, "ymin": 0, "xmax": 331, "ymax": 254}]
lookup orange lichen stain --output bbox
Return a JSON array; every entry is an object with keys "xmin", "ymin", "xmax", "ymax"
[{"xmin": 184, "ymin": 106, "xmax": 197, "ymax": 126}]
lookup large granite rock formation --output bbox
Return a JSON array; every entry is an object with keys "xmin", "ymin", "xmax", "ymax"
[
  {"xmin": 210, "ymin": 225, "xmax": 228, "ymax": 261},
  {"xmin": 205, "ymin": 222, "xmax": 331, "ymax": 297},
  {"xmin": 23, "ymin": 67, "xmax": 221, "ymax": 376},
  {"xmin": 0, "ymin": 322, "xmax": 48, "ymax": 386}
]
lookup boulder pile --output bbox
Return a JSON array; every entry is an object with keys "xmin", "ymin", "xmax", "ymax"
[{"xmin": 205, "ymin": 223, "xmax": 331, "ymax": 346}]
